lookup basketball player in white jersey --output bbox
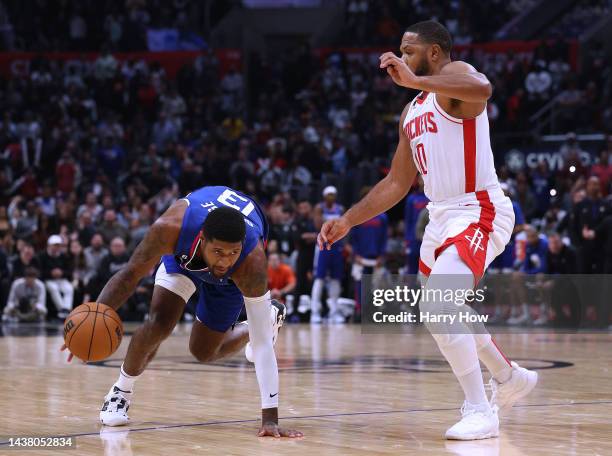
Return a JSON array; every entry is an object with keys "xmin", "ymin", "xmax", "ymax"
[{"xmin": 318, "ymin": 20, "xmax": 537, "ymax": 440}]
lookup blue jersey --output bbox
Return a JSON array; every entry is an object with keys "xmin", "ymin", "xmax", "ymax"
[
  {"xmin": 351, "ymin": 213, "xmax": 388, "ymax": 259},
  {"xmin": 172, "ymin": 186, "xmax": 268, "ymax": 286},
  {"xmin": 404, "ymin": 191, "xmax": 428, "ymax": 242}
]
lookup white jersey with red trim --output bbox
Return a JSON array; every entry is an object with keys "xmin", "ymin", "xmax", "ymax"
[{"xmin": 403, "ymin": 91, "xmax": 499, "ymax": 202}]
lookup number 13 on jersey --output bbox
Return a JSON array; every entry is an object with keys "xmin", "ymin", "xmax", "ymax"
[{"xmin": 414, "ymin": 143, "xmax": 428, "ymax": 175}]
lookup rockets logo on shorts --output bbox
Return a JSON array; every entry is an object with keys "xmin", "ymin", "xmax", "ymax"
[{"xmin": 465, "ymin": 227, "xmax": 486, "ymax": 254}]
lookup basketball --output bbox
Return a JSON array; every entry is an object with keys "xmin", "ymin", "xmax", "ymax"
[{"xmin": 63, "ymin": 303, "xmax": 123, "ymax": 362}]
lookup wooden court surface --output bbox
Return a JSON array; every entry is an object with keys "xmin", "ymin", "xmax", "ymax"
[{"xmin": 0, "ymin": 323, "xmax": 611, "ymax": 455}]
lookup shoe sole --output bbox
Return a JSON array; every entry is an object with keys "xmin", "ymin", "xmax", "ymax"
[
  {"xmin": 499, "ymin": 369, "xmax": 538, "ymax": 411},
  {"xmin": 100, "ymin": 416, "xmax": 129, "ymax": 427},
  {"xmin": 445, "ymin": 430, "xmax": 499, "ymax": 440}
]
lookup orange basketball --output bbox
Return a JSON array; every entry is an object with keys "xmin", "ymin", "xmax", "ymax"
[{"xmin": 63, "ymin": 302, "xmax": 123, "ymax": 362}]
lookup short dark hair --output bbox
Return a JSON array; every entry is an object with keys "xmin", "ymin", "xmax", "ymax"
[
  {"xmin": 202, "ymin": 206, "xmax": 246, "ymax": 243},
  {"xmin": 406, "ymin": 20, "xmax": 452, "ymax": 55}
]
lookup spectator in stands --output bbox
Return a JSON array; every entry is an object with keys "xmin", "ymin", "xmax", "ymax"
[
  {"xmin": 76, "ymin": 210, "xmax": 96, "ymax": 247},
  {"xmin": 509, "ymin": 225, "xmax": 548, "ymax": 325},
  {"xmin": 545, "ymin": 232, "xmax": 579, "ymax": 327},
  {"xmin": 267, "ymin": 252, "xmax": 296, "ymax": 303},
  {"xmin": 291, "ymin": 200, "xmax": 317, "ymax": 317},
  {"xmin": 77, "ymin": 192, "xmax": 103, "ymax": 222},
  {"xmin": 525, "ymin": 62, "xmax": 552, "ymax": 114},
  {"xmin": 55, "ymin": 152, "xmax": 80, "ymax": 195},
  {"xmin": 39, "ymin": 235, "xmax": 74, "ymax": 319},
  {"xmin": 3, "ymin": 267, "xmax": 46, "ymax": 322},
  {"xmin": 87, "ymin": 237, "xmax": 129, "ymax": 300},
  {"xmin": 573, "ymin": 176, "xmax": 609, "ymax": 273},
  {"xmin": 310, "ymin": 186, "xmax": 345, "ymax": 324},
  {"xmin": 84, "ymin": 233, "xmax": 108, "ymax": 287},
  {"xmin": 516, "ymin": 172, "xmax": 537, "ymax": 221},
  {"xmin": 11, "ymin": 199, "xmax": 38, "ymax": 240},
  {"xmin": 69, "ymin": 239, "xmax": 87, "ymax": 302},
  {"xmin": 591, "ymin": 149, "xmax": 611, "ymax": 196},
  {"xmin": 0, "ymin": 241, "xmax": 9, "ymax": 305},
  {"xmin": 268, "ymin": 204, "xmax": 294, "ymax": 260},
  {"xmin": 99, "ymin": 210, "xmax": 130, "ymax": 244},
  {"xmin": 350, "ymin": 187, "xmax": 388, "ymax": 322},
  {"xmin": 10, "ymin": 241, "xmax": 39, "ymax": 279},
  {"xmin": 35, "ymin": 183, "xmax": 57, "ymax": 218},
  {"xmin": 404, "ymin": 177, "xmax": 428, "ymax": 274}
]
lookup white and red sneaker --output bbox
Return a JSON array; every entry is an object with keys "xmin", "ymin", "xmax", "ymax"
[
  {"xmin": 445, "ymin": 402, "xmax": 499, "ymax": 440},
  {"xmin": 489, "ymin": 361, "xmax": 538, "ymax": 411}
]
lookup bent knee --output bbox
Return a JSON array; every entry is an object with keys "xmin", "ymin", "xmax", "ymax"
[{"xmin": 189, "ymin": 341, "xmax": 218, "ymax": 363}]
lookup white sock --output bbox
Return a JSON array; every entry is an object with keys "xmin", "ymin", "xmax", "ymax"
[
  {"xmin": 421, "ymin": 246, "xmax": 490, "ymax": 408},
  {"xmin": 475, "ymin": 334, "xmax": 513, "ymax": 384},
  {"xmin": 457, "ymin": 366, "xmax": 491, "ymax": 408},
  {"xmin": 115, "ymin": 364, "xmax": 140, "ymax": 393}
]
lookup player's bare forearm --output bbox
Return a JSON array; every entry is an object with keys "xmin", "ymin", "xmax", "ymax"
[
  {"xmin": 344, "ymin": 174, "xmax": 410, "ymax": 227},
  {"xmin": 97, "ymin": 269, "xmax": 141, "ymax": 311},
  {"xmin": 410, "ymin": 72, "xmax": 491, "ymax": 102}
]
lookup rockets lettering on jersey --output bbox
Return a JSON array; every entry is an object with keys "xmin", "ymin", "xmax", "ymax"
[{"xmin": 403, "ymin": 91, "xmax": 499, "ymax": 202}]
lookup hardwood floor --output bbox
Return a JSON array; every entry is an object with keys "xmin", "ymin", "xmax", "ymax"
[{"xmin": 0, "ymin": 323, "xmax": 610, "ymax": 455}]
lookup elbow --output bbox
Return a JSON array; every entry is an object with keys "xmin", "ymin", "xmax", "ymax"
[{"xmin": 481, "ymin": 81, "xmax": 493, "ymax": 101}]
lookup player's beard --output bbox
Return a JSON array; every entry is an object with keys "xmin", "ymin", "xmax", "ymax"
[{"xmin": 413, "ymin": 58, "xmax": 430, "ymax": 77}]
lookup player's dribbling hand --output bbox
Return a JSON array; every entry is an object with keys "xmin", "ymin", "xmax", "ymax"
[
  {"xmin": 60, "ymin": 343, "xmax": 74, "ymax": 362},
  {"xmin": 318, "ymin": 216, "xmax": 351, "ymax": 250},
  {"xmin": 60, "ymin": 344, "xmax": 86, "ymax": 364},
  {"xmin": 258, "ymin": 422, "xmax": 303, "ymax": 438},
  {"xmin": 379, "ymin": 52, "xmax": 418, "ymax": 88}
]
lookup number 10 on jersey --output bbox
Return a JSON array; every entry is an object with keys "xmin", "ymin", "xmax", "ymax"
[{"xmin": 414, "ymin": 143, "xmax": 428, "ymax": 175}]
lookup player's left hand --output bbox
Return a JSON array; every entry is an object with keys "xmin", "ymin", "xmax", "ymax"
[
  {"xmin": 60, "ymin": 343, "xmax": 74, "ymax": 363},
  {"xmin": 379, "ymin": 52, "xmax": 419, "ymax": 88},
  {"xmin": 258, "ymin": 422, "xmax": 303, "ymax": 438}
]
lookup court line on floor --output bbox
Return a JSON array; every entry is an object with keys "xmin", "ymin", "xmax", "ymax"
[{"xmin": 2, "ymin": 399, "xmax": 612, "ymax": 445}]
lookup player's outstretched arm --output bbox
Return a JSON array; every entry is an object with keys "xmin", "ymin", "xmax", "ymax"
[
  {"xmin": 232, "ymin": 244, "xmax": 303, "ymax": 438},
  {"xmin": 318, "ymin": 107, "xmax": 417, "ymax": 249},
  {"xmin": 96, "ymin": 201, "xmax": 184, "ymax": 310}
]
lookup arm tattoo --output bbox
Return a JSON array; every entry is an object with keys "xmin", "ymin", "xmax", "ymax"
[{"xmin": 97, "ymin": 220, "xmax": 175, "ymax": 310}]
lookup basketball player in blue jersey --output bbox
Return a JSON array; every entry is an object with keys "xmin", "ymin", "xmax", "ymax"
[
  {"xmin": 61, "ymin": 186, "xmax": 302, "ymax": 438},
  {"xmin": 310, "ymin": 186, "xmax": 345, "ymax": 323}
]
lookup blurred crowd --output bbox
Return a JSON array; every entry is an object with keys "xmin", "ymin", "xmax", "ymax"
[
  {"xmin": 340, "ymin": 0, "xmax": 537, "ymax": 46},
  {"xmin": 0, "ymin": 3, "xmax": 611, "ymax": 327},
  {"xmin": 0, "ymin": 0, "xmax": 210, "ymax": 52}
]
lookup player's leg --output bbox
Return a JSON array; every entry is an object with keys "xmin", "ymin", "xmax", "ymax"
[
  {"xmin": 189, "ymin": 282, "xmax": 285, "ymax": 362},
  {"xmin": 122, "ymin": 286, "xmax": 187, "ymax": 374},
  {"xmin": 474, "ymin": 193, "xmax": 537, "ymax": 409},
  {"xmin": 187, "ymin": 280, "xmax": 247, "ymax": 361},
  {"xmin": 326, "ymin": 248, "xmax": 344, "ymax": 324},
  {"xmin": 420, "ymin": 245, "xmax": 498, "ymax": 440},
  {"xmin": 310, "ymin": 247, "xmax": 327, "ymax": 323},
  {"xmin": 189, "ymin": 320, "xmax": 249, "ymax": 362},
  {"xmin": 100, "ymin": 261, "xmax": 194, "ymax": 426}
]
